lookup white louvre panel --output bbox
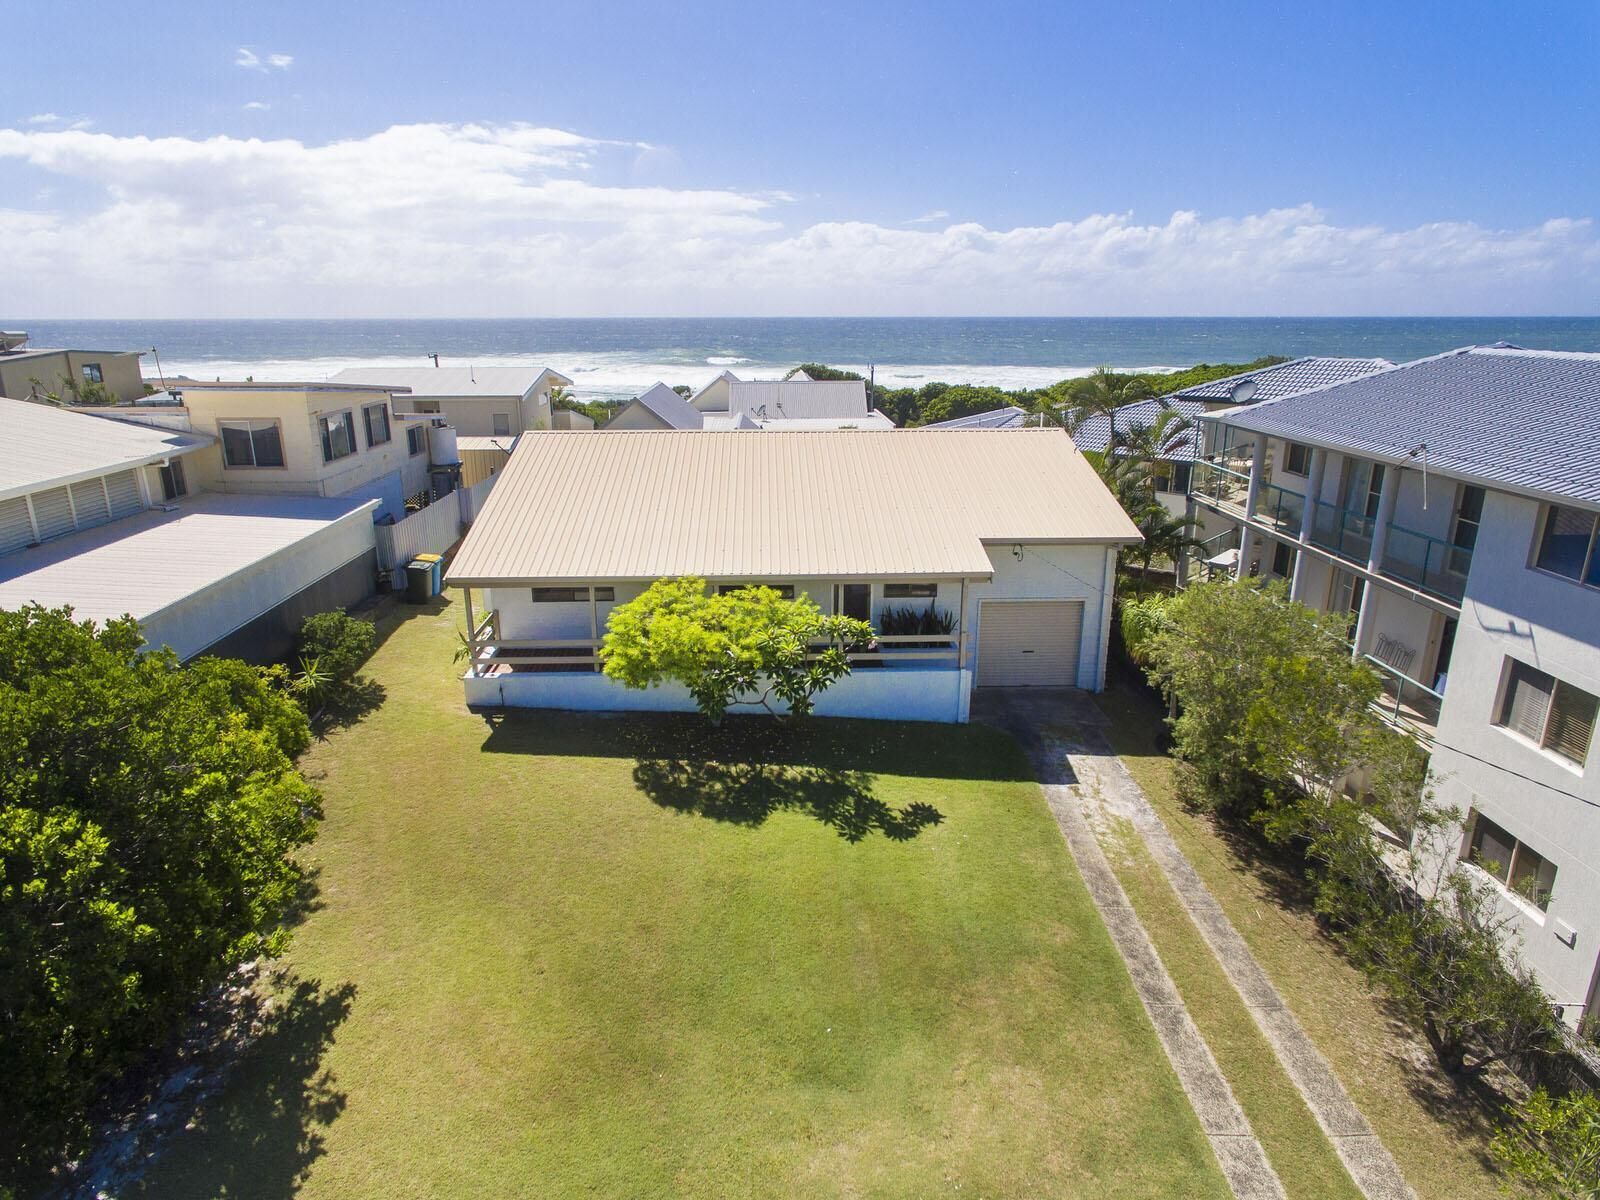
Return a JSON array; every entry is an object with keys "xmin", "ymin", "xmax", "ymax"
[
  {"xmin": 1504, "ymin": 662, "xmax": 1554, "ymax": 742},
  {"xmin": 976, "ymin": 600, "xmax": 1084, "ymax": 688},
  {"xmin": 69, "ymin": 479, "xmax": 112, "ymax": 529},
  {"xmin": 104, "ymin": 469, "xmax": 143, "ymax": 519},
  {"xmin": 30, "ymin": 487, "xmax": 76, "ymax": 541},
  {"xmin": 0, "ymin": 496, "xmax": 34, "ymax": 556}
]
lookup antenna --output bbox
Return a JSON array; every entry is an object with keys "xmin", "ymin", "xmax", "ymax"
[
  {"xmin": 470, "ymin": 364, "xmax": 476, "ymax": 384},
  {"xmin": 150, "ymin": 345, "xmax": 168, "ymax": 392},
  {"xmin": 1407, "ymin": 442, "xmax": 1429, "ymax": 508},
  {"xmin": 428, "ymin": 353, "xmax": 440, "ymax": 368}
]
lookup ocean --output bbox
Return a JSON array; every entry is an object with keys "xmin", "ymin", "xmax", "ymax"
[{"xmin": 14, "ymin": 317, "xmax": 1600, "ymax": 406}]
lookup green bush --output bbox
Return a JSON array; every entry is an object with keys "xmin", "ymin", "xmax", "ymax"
[
  {"xmin": 1491, "ymin": 1087, "xmax": 1600, "ymax": 1199},
  {"xmin": 292, "ymin": 610, "xmax": 380, "ymax": 720},
  {"xmin": 0, "ymin": 606, "xmax": 319, "ymax": 1190}
]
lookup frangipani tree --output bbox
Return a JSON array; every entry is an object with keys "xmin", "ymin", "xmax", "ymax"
[{"xmin": 601, "ymin": 578, "xmax": 874, "ymax": 722}]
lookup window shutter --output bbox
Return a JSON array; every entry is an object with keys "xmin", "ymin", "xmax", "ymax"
[
  {"xmin": 1546, "ymin": 683, "xmax": 1598, "ymax": 764},
  {"xmin": 104, "ymin": 469, "xmax": 142, "ymax": 518},
  {"xmin": 0, "ymin": 496, "xmax": 34, "ymax": 555},
  {"xmin": 69, "ymin": 479, "xmax": 111, "ymax": 528},
  {"xmin": 30, "ymin": 487, "xmax": 75, "ymax": 540},
  {"xmin": 1503, "ymin": 662, "xmax": 1554, "ymax": 741}
]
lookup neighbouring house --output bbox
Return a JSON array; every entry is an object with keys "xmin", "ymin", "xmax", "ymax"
[
  {"xmin": 458, "ymin": 435, "xmax": 520, "ymax": 488},
  {"xmin": 447, "ymin": 428, "xmax": 1140, "ymax": 723},
  {"xmin": 0, "ymin": 397, "xmax": 377, "ymax": 661},
  {"xmin": 691, "ymin": 371, "xmax": 897, "ymax": 428},
  {"xmin": 1188, "ymin": 344, "xmax": 1600, "ymax": 1029},
  {"xmin": 921, "ymin": 406, "xmax": 1029, "ymax": 430},
  {"xmin": 605, "ymin": 382, "xmax": 703, "ymax": 430},
  {"xmin": 0, "ymin": 331, "xmax": 150, "ymax": 404},
  {"xmin": 331, "ymin": 365, "xmax": 574, "ymax": 437},
  {"xmin": 168, "ymin": 380, "xmax": 438, "ymax": 522}
]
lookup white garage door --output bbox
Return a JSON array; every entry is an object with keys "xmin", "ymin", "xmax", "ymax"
[{"xmin": 977, "ymin": 600, "xmax": 1084, "ymax": 687}]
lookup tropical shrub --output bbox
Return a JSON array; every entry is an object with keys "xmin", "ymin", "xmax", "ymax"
[
  {"xmin": 601, "ymin": 578, "xmax": 873, "ymax": 721},
  {"xmin": 0, "ymin": 606, "xmax": 319, "ymax": 1190},
  {"xmin": 292, "ymin": 610, "xmax": 380, "ymax": 720},
  {"xmin": 877, "ymin": 603, "xmax": 956, "ymax": 647},
  {"xmin": 1491, "ymin": 1087, "xmax": 1600, "ymax": 1199}
]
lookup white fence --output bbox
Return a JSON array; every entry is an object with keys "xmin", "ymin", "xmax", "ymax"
[{"xmin": 374, "ymin": 475, "xmax": 496, "ymax": 576}]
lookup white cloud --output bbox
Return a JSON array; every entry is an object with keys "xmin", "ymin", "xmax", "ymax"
[
  {"xmin": 907, "ymin": 210, "xmax": 949, "ymax": 224},
  {"xmin": 235, "ymin": 48, "xmax": 292, "ymax": 71},
  {"xmin": 0, "ymin": 121, "xmax": 1595, "ymax": 317},
  {"xmin": 25, "ymin": 112, "xmax": 60, "ymax": 125},
  {"xmin": 243, "ymin": 101, "xmax": 271, "ymax": 111}
]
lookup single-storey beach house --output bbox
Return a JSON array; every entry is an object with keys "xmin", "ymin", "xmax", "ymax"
[
  {"xmin": 331, "ymin": 365, "xmax": 576, "ymax": 437},
  {"xmin": 0, "ymin": 331, "xmax": 150, "ymax": 404},
  {"xmin": 447, "ymin": 428, "xmax": 1140, "ymax": 722},
  {"xmin": 605, "ymin": 382, "xmax": 704, "ymax": 430}
]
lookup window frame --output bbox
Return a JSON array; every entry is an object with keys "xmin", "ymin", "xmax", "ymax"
[
  {"xmin": 362, "ymin": 402, "xmax": 392, "ymax": 448},
  {"xmin": 81, "ymin": 362, "xmax": 104, "ymax": 384},
  {"xmin": 217, "ymin": 417, "xmax": 287, "ymax": 469},
  {"xmin": 406, "ymin": 424, "xmax": 427, "ymax": 456},
  {"xmin": 1283, "ymin": 442, "xmax": 1312, "ymax": 476},
  {"xmin": 1531, "ymin": 503, "xmax": 1600, "ymax": 589},
  {"xmin": 531, "ymin": 586, "xmax": 615, "ymax": 603},
  {"xmin": 492, "ymin": 412, "xmax": 513, "ymax": 437},
  {"xmin": 883, "ymin": 582, "xmax": 938, "ymax": 599},
  {"xmin": 1464, "ymin": 811, "xmax": 1557, "ymax": 912},
  {"xmin": 319, "ymin": 410, "xmax": 358, "ymax": 464},
  {"xmin": 1496, "ymin": 657, "xmax": 1597, "ymax": 768},
  {"xmin": 159, "ymin": 458, "xmax": 187, "ymax": 500}
]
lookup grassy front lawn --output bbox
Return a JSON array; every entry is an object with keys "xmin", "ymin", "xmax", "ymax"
[
  {"xmin": 1094, "ymin": 670, "xmax": 1506, "ymax": 1200},
  {"xmin": 134, "ymin": 598, "xmax": 1231, "ymax": 1199}
]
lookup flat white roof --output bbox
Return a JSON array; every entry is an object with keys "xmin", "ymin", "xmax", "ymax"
[
  {"xmin": 0, "ymin": 492, "xmax": 375, "ymax": 629},
  {"xmin": 456, "ymin": 436, "xmax": 519, "ymax": 453},
  {"xmin": 0, "ymin": 396, "xmax": 213, "ymax": 501},
  {"xmin": 449, "ymin": 428, "xmax": 1140, "ymax": 585},
  {"xmin": 751, "ymin": 412, "xmax": 896, "ymax": 430},
  {"xmin": 331, "ymin": 365, "xmax": 572, "ymax": 399}
]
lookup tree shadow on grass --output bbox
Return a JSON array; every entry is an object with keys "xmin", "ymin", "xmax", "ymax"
[
  {"xmin": 633, "ymin": 757, "xmax": 943, "ymax": 842},
  {"xmin": 311, "ymin": 675, "xmax": 388, "ymax": 735},
  {"xmin": 129, "ymin": 976, "xmax": 356, "ymax": 1200}
]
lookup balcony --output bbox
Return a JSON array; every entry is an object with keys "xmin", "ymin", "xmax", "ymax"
[
  {"xmin": 1251, "ymin": 481, "xmax": 1305, "ymax": 537},
  {"xmin": 1190, "ymin": 461, "xmax": 1251, "ymax": 515},
  {"xmin": 1379, "ymin": 523, "xmax": 1472, "ymax": 603},
  {"xmin": 1363, "ymin": 653, "xmax": 1443, "ymax": 743},
  {"xmin": 1309, "ymin": 501, "xmax": 1376, "ymax": 564}
]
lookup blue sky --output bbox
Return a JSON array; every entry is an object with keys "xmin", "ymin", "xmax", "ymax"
[{"xmin": 3, "ymin": 0, "xmax": 1598, "ymax": 316}]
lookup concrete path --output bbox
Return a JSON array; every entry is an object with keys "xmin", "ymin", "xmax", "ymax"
[{"xmin": 974, "ymin": 689, "xmax": 1414, "ymax": 1200}]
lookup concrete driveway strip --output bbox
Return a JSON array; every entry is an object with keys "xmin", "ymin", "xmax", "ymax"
[{"xmin": 974, "ymin": 690, "xmax": 1414, "ymax": 1200}]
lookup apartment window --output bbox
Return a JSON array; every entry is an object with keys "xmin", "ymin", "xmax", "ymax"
[
  {"xmin": 718, "ymin": 583, "xmax": 796, "ymax": 599},
  {"xmin": 159, "ymin": 459, "xmax": 187, "ymax": 500},
  {"xmin": 1283, "ymin": 442, "xmax": 1312, "ymax": 475},
  {"xmin": 363, "ymin": 402, "xmax": 392, "ymax": 447},
  {"xmin": 319, "ymin": 411, "xmax": 358, "ymax": 463},
  {"xmin": 1497, "ymin": 659, "xmax": 1598, "ymax": 766},
  {"xmin": 1465, "ymin": 812, "xmax": 1557, "ymax": 910},
  {"xmin": 407, "ymin": 424, "xmax": 427, "ymax": 456},
  {"xmin": 531, "ymin": 586, "xmax": 614, "ymax": 603},
  {"xmin": 81, "ymin": 362, "xmax": 104, "ymax": 384},
  {"xmin": 1451, "ymin": 486, "xmax": 1484, "ymax": 552},
  {"xmin": 1170, "ymin": 461, "xmax": 1192, "ymax": 494},
  {"xmin": 218, "ymin": 419, "xmax": 285, "ymax": 468},
  {"xmin": 883, "ymin": 582, "xmax": 938, "ymax": 598},
  {"xmin": 1534, "ymin": 505, "xmax": 1600, "ymax": 587},
  {"xmin": 1271, "ymin": 542, "xmax": 1294, "ymax": 579},
  {"xmin": 492, "ymin": 413, "xmax": 513, "ymax": 436}
]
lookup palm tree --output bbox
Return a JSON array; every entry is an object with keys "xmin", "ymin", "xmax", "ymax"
[
  {"xmin": 1111, "ymin": 404, "xmax": 1196, "ymax": 495},
  {"xmin": 1126, "ymin": 503, "xmax": 1203, "ymax": 594},
  {"xmin": 1064, "ymin": 366, "xmax": 1153, "ymax": 447}
]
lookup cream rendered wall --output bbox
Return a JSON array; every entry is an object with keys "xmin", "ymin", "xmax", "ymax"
[
  {"xmin": 0, "ymin": 351, "xmax": 146, "ymax": 404},
  {"xmin": 393, "ymin": 398, "xmax": 521, "ymax": 438},
  {"xmin": 691, "ymin": 376, "xmax": 734, "ymax": 412},
  {"xmin": 603, "ymin": 401, "xmax": 673, "ymax": 430}
]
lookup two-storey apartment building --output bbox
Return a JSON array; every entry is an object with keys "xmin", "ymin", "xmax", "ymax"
[
  {"xmin": 331, "ymin": 365, "xmax": 574, "ymax": 437},
  {"xmin": 1188, "ymin": 346, "xmax": 1600, "ymax": 1027}
]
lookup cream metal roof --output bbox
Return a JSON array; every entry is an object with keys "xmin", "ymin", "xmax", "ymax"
[
  {"xmin": 0, "ymin": 492, "xmax": 376, "ymax": 629},
  {"xmin": 728, "ymin": 380, "xmax": 870, "ymax": 420},
  {"xmin": 448, "ymin": 428, "xmax": 1139, "ymax": 585},
  {"xmin": 456, "ymin": 435, "xmax": 519, "ymax": 454},
  {"xmin": 0, "ymin": 396, "xmax": 213, "ymax": 501},
  {"xmin": 331, "ymin": 365, "xmax": 571, "ymax": 398}
]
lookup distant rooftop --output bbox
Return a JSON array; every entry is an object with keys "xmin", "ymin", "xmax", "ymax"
[
  {"xmin": 170, "ymin": 379, "xmax": 408, "ymax": 394},
  {"xmin": 1072, "ymin": 398, "xmax": 1206, "ymax": 460},
  {"xmin": 616, "ymin": 382, "xmax": 702, "ymax": 430},
  {"xmin": 0, "ymin": 396, "xmax": 212, "ymax": 501},
  {"xmin": 1169, "ymin": 356, "xmax": 1393, "ymax": 403},
  {"xmin": 921, "ymin": 406, "xmax": 1029, "ymax": 430},
  {"xmin": 1211, "ymin": 345, "xmax": 1600, "ymax": 508},
  {"xmin": 727, "ymin": 380, "xmax": 870, "ymax": 421},
  {"xmin": 331, "ymin": 365, "xmax": 571, "ymax": 398}
]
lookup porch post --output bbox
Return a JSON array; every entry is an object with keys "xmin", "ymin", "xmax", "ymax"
[
  {"xmin": 589, "ymin": 586, "xmax": 601, "ymax": 673},
  {"xmin": 1366, "ymin": 464, "xmax": 1401, "ymax": 574},
  {"xmin": 956, "ymin": 578, "xmax": 969, "ymax": 671},
  {"xmin": 1235, "ymin": 441, "xmax": 1266, "ymax": 580},
  {"xmin": 462, "ymin": 586, "xmax": 476, "ymax": 674},
  {"xmin": 1291, "ymin": 447, "xmax": 1327, "ymax": 598}
]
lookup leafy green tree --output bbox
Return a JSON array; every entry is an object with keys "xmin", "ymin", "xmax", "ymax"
[
  {"xmin": 1063, "ymin": 366, "xmax": 1153, "ymax": 445},
  {"xmin": 291, "ymin": 610, "xmax": 382, "ymax": 723},
  {"xmin": 1491, "ymin": 1087, "xmax": 1600, "ymax": 1199},
  {"xmin": 1125, "ymin": 504, "xmax": 1202, "ymax": 592},
  {"xmin": 0, "ymin": 606, "xmax": 319, "ymax": 1188},
  {"xmin": 601, "ymin": 578, "xmax": 874, "ymax": 721}
]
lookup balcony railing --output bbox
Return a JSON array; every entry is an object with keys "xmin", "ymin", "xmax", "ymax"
[
  {"xmin": 1180, "ymin": 528, "xmax": 1240, "ymax": 585},
  {"xmin": 462, "ymin": 609, "xmax": 961, "ymax": 677},
  {"xmin": 1379, "ymin": 523, "xmax": 1473, "ymax": 603},
  {"xmin": 1251, "ymin": 481, "xmax": 1305, "ymax": 537},
  {"xmin": 1309, "ymin": 501, "xmax": 1376, "ymax": 564},
  {"xmin": 1362, "ymin": 653, "xmax": 1443, "ymax": 742},
  {"xmin": 1190, "ymin": 461, "xmax": 1250, "ymax": 513}
]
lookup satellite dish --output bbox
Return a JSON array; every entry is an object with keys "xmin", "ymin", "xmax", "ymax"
[{"xmin": 1228, "ymin": 378, "xmax": 1259, "ymax": 404}]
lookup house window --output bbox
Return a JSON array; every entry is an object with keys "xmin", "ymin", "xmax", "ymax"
[
  {"xmin": 492, "ymin": 413, "xmax": 512, "ymax": 436},
  {"xmin": 1169, "ymin": 461, "xmax": 1192, "ymax": 494},
  {"xmin": 218, "ymin": 419, "xmax": 286, "ymax": 468},
  {"xmin": 1497, "ymin": 659, "xmax": 1598, "ymax": 766},
  {"xmin": 319, "ymin": 411, "xmax": 358, "ymax": 463},
  {"xmin": 81, "ymin": 362, "xmax": 104, "ymax": 384},
  {"xmin": 363, "ymin": 403, "xmax": 392, "ymax": 447},
  {"xmin": 1465, "ymin": 812, "xmax": 1557, "ymax": 910},
  {"xmin": 1534, "ymin": 505, "xmax": 1600, "ymax": 587},
  {"xmin": 407, "ymin": 424, "xmax": 427, "ymax": 456},
  {"xmin": 1283, "ymin": 442, "xmax": 1312, "ymax": 475},
  {"xmin": 159, "ymin": 459, "xmax": 187, "ymax": 500},
  {"xmin": 531, "ymin": 586, "xmax": 615, "ymax": 603},
  {"xmin": 883, "ymin": 582, "xmax": 937, "ymax": 598},
  {"xmin": 718, "ymin": 583, "xmax": 796, "ymax": 599},
  {"xmin": 1271, "ymin": 542, "xmax": 1294, "ymax": 579}
]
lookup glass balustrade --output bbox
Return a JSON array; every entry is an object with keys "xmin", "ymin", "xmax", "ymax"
[
  {"xmin": 1252, "ymin": 482, "xmax": 1305, "ymax": 536},
  {"xmin": 1309, "ymin": 501, "xmax": 1376, "ymax": 563},
  {"xmin": 1362, "ymin": 653, "xmax": 1444, "ymax": 740},
  {"xmin": 1380, "ymin": 523, "xmax": 1473, "ymax": 602}
]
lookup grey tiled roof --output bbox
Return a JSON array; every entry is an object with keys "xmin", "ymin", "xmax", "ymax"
[
  {"xmin": 1072, "ymin": 398, "xmax": 1206, "ymax": 461},
  {"xmin": 1170, "ymin": 356, "xmax": 1393, "ymax": 403},
  {"xmin": 920, "ymin": 405, "xmax": 1028, "ymax": 430},
  {"xmin": 1213, "ymin": 346, "xmax": 1600, "ymax": 507}
]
